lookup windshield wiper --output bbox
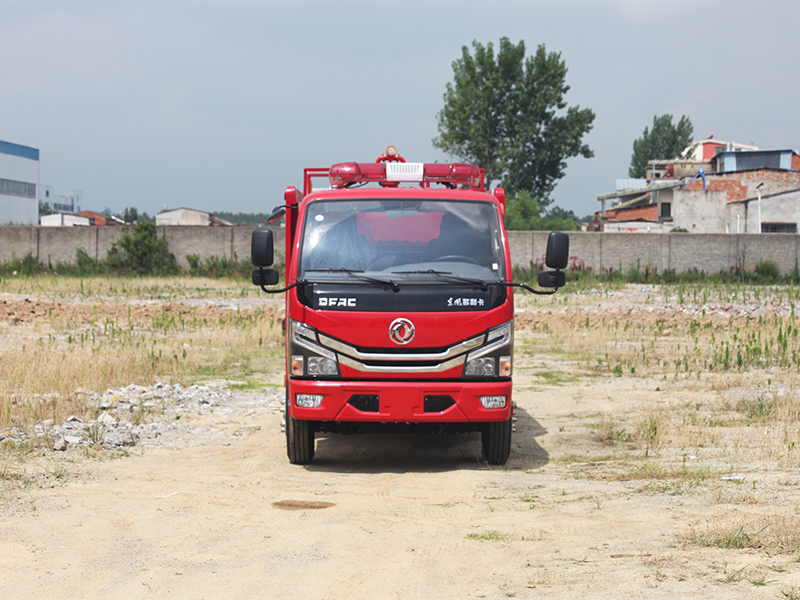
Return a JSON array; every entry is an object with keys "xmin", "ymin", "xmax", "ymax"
[
  {"xmin": 391, "ymin": 269, "xmax": 493, "ymax": 292},
  {"xmin": 305, "ymin": 268, "xmax": 399, "ymax": 292}
]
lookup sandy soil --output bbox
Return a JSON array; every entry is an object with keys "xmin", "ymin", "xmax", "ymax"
[{"xmin": 1, "ymin": 287, "xmax": 799, "ymax": 599}]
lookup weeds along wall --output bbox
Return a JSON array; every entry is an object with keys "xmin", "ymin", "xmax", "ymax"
[
  {"xmin": 0, "ymin": 226, "xmax": 287, "ymax": 269},
  {"xmin": 1, "ymin": 226, "xmax": 799, "ymax": 275}
]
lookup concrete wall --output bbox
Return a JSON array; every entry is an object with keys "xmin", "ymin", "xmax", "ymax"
[
  {"xmin": 672, "ymin": 189, "xmax": 729, "ymax": 233},
  {"xmin": 1, "ymin": 226, "xmax": 798, "ymax": 275},
  {"xmin": 0, "ymin": 226, "xmax": 286, "ymax": 269},
  {"xmin": 510, "ymin": 231, "xmax": 799, "ymax": 275},
  {"xmin": 732, "ymin": 189, "xmax": 800, "ymax": 234},
  {"xmin": 668, "ymin": 187, "xmax": 800, "ymax": 235}
]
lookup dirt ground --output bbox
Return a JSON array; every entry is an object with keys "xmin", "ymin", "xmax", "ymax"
[{"xmin": 2, "ymin": 287, "xmax": 800, "ymax": 599}]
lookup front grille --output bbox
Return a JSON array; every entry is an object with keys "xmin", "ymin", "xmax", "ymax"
[
  {"xmin": 361, "ymin": 359, "xmax": 441, "ymax": 369},
  {"xmin": 348, "ymin": 394, "xmax": 380, "ymax": 412},
  {"xmin": 319, "ymin": 331, "xmax": 483, "ymax": 374},
  {"xmin": 424, "ymin": 395, "xmax": 455, "ymax": 413}
]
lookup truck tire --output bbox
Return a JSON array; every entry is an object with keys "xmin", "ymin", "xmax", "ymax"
[
  {"xmin": 482, "ymin": 418, "xmax": 512, "ymax": 465},
  {"xmin": 286, "ymin": 410, "xmax": 315, "ymax": 464}
]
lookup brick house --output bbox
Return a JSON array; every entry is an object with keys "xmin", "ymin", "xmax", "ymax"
[{"xmin": 595, "ymin": 141, "xmax": 800, "ymax": 233}]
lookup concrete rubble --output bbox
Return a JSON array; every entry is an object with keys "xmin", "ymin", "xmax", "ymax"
[{"xmin": 1, "ymin": 381, "xmax": 284, "ymax": 452}]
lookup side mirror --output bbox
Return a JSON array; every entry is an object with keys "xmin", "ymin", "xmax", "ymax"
[
  {"xmin": 545, "ymin": 231, "xmax": 569, "ymax": 269},
  {"xmin": 251, "ymin": 229, "xmax": 274, "ymax": 267},
  {"xmin": 252, "ymin": 268, "xmax": 280, "ymax": 287},
  {"xmin": 268, "ymin": 205, "xmax": 286, "ymax": 224},
  {"xmin": 538, "ymin": 270, "xmax": 566, "ymax": 288}
]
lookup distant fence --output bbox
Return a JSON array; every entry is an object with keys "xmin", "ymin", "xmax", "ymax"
[{"xmin": 1, "ymin": 226, "xmax": 799, "ymax": 275}]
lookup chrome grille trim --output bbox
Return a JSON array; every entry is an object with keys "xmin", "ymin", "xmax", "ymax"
[
  {"xmin": 318, "ymin": 333, "xmax": 483, "ymax": 362},
  {"xmin": 338, "ymin": 354, "xmax": 466, "ymax": 373}
]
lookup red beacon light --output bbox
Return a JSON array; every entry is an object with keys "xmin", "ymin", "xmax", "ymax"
[
  {"xmin": 328, "ymin": 162, "xmax": 386, "ymax": 187},
  {"xmin": 327, "ymin": 147, "xmax": 483, "ymax": 190},
  {"xmin": 424, "ymin": 163, "xmax": 482, "ymax": 189}
]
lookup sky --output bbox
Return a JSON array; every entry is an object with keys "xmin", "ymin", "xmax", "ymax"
[{"xmin": 2, "ymin": 0, "xmax": 798, "ymax": 220}]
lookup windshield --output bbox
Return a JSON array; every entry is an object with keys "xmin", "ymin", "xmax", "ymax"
[{"xmin": 299, "ymin": 199, "xmax": 505, "ymax": 281}]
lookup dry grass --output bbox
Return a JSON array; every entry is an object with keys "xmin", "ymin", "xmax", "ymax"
[
  {"xmin": 688, "ymin": 513, "xmax": 800, "ymax": 555},
  {"xmin": 465, "ymin": 529, "xmax": 511, "ymax": 541},
  {"xmin": 0, "ymin": 276, "xmax": 283, "ymax": 430},
  {"xmin": 0, "ymin": 275, "xmax": 255, "ymax": 299},
  {"xmin": 3, "ymin": 277, "xmax": 800, "ymax": 470},
  {"xmin": 516, "ymin": 282, "xmax": 800, "ymax": 471},
  {"xmin": 517, "ymin": 282, "xmax": 800, "ymax": 387}
]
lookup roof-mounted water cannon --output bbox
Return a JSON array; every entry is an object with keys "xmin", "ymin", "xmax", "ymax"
[{"xmin": 376, "ymin": 146, "xmax": 406, "ymax": 163}]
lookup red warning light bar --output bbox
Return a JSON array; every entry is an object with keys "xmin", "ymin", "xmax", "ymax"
[{"xmin": 327, "ymin": 161, "xmax": 482, "ymax": 190}]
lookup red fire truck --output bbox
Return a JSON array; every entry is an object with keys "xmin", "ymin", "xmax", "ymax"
[{"xmin": 252, "ymin": 147, "xmax": 568, "ymax": 465}]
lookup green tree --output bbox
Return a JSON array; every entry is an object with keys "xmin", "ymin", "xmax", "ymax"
[
  {"xmin": 118, "ymin": 207, "xmax": 153, "ymax": 223},
  {"xmin": 504, "ymin": 191, "xmax": 579, "ymax": 231},
  {"xmin": 123, "ymin": 207, "xmax": 139, "ymax": 224},
  {"xmin": 505, "ymin": 191, "xmax": 542, "ymax": 230},
  {"xmin": 629, "ymin": 114, "xmax": 694, "ymax": 178},
  {"xmin": 433, "ymin": 37, "xmax": 595, "ymax": 206},
  {"xmin": 106, "ymin": 222, "xmax": 178, "ymax": 275},
  {"xmin": 38, "ymin": 200, "xmax": 56, "ymax": 216}
]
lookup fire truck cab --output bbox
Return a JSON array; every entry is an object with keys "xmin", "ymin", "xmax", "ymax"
[{"xmin": 252, "ymin": 147, "xmax": 568, "ymax": 465}]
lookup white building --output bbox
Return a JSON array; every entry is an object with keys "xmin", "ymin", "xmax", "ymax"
[
  {"xmin": 156, "ymin": 207, "xmax": 235, "ymax": 226},
  {"xmin": 40, "ymin": 213, "xmax": 90, "ymax": 227},
  {"xmin": 40, "ymin": 185, "xmax": 82, "ymax": 214},
  {"xmin": 0, "ymin": 140, "xmax": 39, "ymax": 225}
]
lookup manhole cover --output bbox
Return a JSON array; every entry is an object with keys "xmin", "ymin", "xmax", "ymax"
[{"xmin": 272, "ymin": 500, "xmax": 335, "ymax": 511}]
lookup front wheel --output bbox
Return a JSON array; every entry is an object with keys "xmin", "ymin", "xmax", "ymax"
[
  {"xmin": 286, "ymin": 409, "xmax": 315, "ymax": 464},
  {"xmin": 482, "ymin": 418, "xmax": 512, "ymax": 465}
]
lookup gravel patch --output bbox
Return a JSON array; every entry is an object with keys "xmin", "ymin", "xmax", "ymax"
[{"xmin": 3, "ymin": 381, "xmax": 284, "ymax": 452}]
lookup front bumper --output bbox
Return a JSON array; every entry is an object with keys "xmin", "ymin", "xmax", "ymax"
[{"xmin": 288, "ymin": 379, "xmax": 512, "ymax": 423}]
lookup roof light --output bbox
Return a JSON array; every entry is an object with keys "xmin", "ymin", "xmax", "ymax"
[
  {"xmin": 424, "ymin": 163, "xmax": 482, "ymax": 188},
  {"xmin": 325, "ymin": 148, "xmax": 483, "ymax": 189},
  {"xmin": 329, "ymin": 162, "xmax": 386, "ymax": 187}
]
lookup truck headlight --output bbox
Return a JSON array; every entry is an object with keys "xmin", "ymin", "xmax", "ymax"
[
  {"xmin": 307, "ymin": 356, "xmax": 338, "ymax": 376},
  {"xmin": 464, "ymin": 357, "xmax": 496, "ymax": 376},
  {"xmin": 289, "ymin": 320, "xmax": 340, "ymax": 378},
  {"xmin": 463, "ymin": 321, "xmax": 513, "ymax": 379}
]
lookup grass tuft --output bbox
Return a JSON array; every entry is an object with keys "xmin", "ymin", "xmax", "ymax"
[{"xmin": 465, "ymin": 530, "xmax": 510, "ymax": 541}]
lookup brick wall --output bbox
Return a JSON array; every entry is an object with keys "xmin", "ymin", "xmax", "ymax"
[{"xmin": 684, "ymin": 169, "xmax": 800, "ymax": 202}]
